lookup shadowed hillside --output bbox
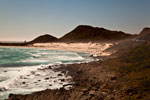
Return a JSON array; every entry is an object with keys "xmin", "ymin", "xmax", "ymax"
[
  {"xmin": 60, "ymin": 25, "xmax": 135, "ymax": 42},
  {"xmin": 137, "ymin": 27, "xmax": 150, "ymax": 41},
  {"xmin": 29, "ymin": 34, "xmax": 58, "ymax": 43}
]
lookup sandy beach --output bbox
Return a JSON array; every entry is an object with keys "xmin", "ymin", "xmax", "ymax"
[
  {"xmin": 31, "ymin": 42, "xmax": 114, "ymax": 57},
  {"xmin": 0, "ymin": 42, "xmax": 114, "ymax": 56}
]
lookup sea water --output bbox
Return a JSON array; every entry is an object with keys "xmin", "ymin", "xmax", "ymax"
[{"xmin": 0, "ymin": 47, "xmax": 94, "ymax": 100}]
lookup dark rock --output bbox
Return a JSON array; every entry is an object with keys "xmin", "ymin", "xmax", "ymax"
[
  {"xmin": 77, "ymin": 70, "xmax": 82, "ymax": 74},
  {"xmin": 45, "ymin": 77, "xmax": 49, "ymax": 80},
  {"xmin": 23, "ymin": 77, "xmax": 28, "ymax": 79},
  {"xmin": 60, "ymin": 79, "xmax": 65, "ymax": 82},
  {"xmin": 74, "ymin": 82, "xmax": 80, "ymax": 86},
  {"xmin": 0, "ymin": 87, "xmax": 7, "ymax": 91},
  {"xmin": 137, "ymin": 95, "xmax": 142, "ymax": 99},
  {"xmin": 94, "ymin": 82, "xmax": 101, "ymax": 89},
  {"xmin": 61, "ymin": 70, "xmax": 67, "ymax": 74},
  {"xmin": 9, "ymin": 94, "xmax": 15, "ymax": 98},
  {"xmin": 31, "ymin": 71, "xmax": 35, "ymax": 74},
  {"xmin": 84, "ymin": 78, "xmax": 89, "ymax": 82},
  {"xmin": 35, "ymin": 74, "xmax": 40, "ymax": 76},
  {"xmin": 54, "ymin": 80, "xmax": 57, "ymax": 83},
  {"xmin": 63, "ymin": 84, "xmax": 73, "ymax": 87},
  {"xmin": 89, "ymin": 90, "xmax": 96, "ymax": 97},
  {"xmin": 111, "ymin": 76, "xmax": 117, "ymax": 80},
  {"xmin": 48, "ymin": 66, "xmax": 52, "ymax": 69},
  {"xmin": 58, "ymin": 73, "xmax": 63, "ymax": 76},
  {"xmin": 49, "ymin": 84, "xmax": 52, "ymax": 86},
  {"xmin": 50, "ymin": 76, "xmax": 56, "ymax": 78},
  {"xmin": 22, "ymin": 82, "xmax": 26, "ymax": 84},
  {"xmin": 125, "ymin": 88, "xmax": 137, "ymax": 95}
]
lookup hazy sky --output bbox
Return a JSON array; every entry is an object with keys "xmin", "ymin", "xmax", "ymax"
[{"xmin": 0, "ymin": 0, "xmax": 150, "ymax": 41}]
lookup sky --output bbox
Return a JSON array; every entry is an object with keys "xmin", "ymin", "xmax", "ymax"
[{"xmin": 0, "ymin": 0, "xmax": 150, "ymax": 41}]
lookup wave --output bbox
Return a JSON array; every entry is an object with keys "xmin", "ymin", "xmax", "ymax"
[
  {"xmin": 0, "ymin": 64, "xmax": 72, "ymax": 100},
  {"xmin": 0, "ymin": 47, "xmax": 94, "ymax": 100}
]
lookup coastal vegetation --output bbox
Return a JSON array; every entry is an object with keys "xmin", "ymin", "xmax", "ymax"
[{"xmin": 107, "ymin": 42, "xmax": 150, "ymax": 100}]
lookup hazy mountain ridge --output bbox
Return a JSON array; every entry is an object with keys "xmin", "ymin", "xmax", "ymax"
[{"xmin": 1, "ymin": 25, "xmax": 149, "ymax": 46}]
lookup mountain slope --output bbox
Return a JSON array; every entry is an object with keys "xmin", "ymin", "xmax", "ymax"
[
  {"xmin": 137, "ymin": 27, "xmax": 150, "ymax": 41},
  {"xmin": 60, "ymin": 25, "xmax": 134, "ymax": 42},
  {"xmin": 139, "ymin": 27, "xmax": 150, "ymax": 35}
]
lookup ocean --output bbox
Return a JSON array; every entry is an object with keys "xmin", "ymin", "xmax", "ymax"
[{"xmin": 0, "ymin": 47, "xmax": 94, "ymax": 100}]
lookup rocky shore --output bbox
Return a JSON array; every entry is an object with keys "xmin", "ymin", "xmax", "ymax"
[
  {"xmin": 8, "ymin": 58, "xmax": 120, "ymax": 100},
  {"xmin": 6, "ymin": 40, "xmax": 122, "ymax": 100}
]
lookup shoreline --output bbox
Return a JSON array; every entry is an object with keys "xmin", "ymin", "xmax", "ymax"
[
  {"xmin": 8, "ymin": 60, "xmax": 118, "ymax": 100},
  {"xmin": 0, "ymin": 42, "xmax": 114, "ymax": 57},
  {"xmin": 3, "ymin": 42, "xmax": 117, "ymax": 100}
]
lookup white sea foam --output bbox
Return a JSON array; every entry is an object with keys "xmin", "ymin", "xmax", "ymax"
[
  {"xmin": 0, "ymin": 64, "xmax": 72, "ymax": 100},
  {"xmin": 0, "ymin": 47, "xmax": 94, "ymax": 100}
]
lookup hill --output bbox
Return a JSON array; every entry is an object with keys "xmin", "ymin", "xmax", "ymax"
[
  {"xmin": 60, "ymin": 25, "xmax": 135, "ymax": 42},
  {"xmin": 29, "ymin": 34, "xmax": 58, "ymax": 43},
  {"xmin": 0, "ymin": 34, "xmax": 58, "ymax": 46},
  {"xmin": 137, "ymin": 27, "xmax": 150, "ymax": 41}
]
